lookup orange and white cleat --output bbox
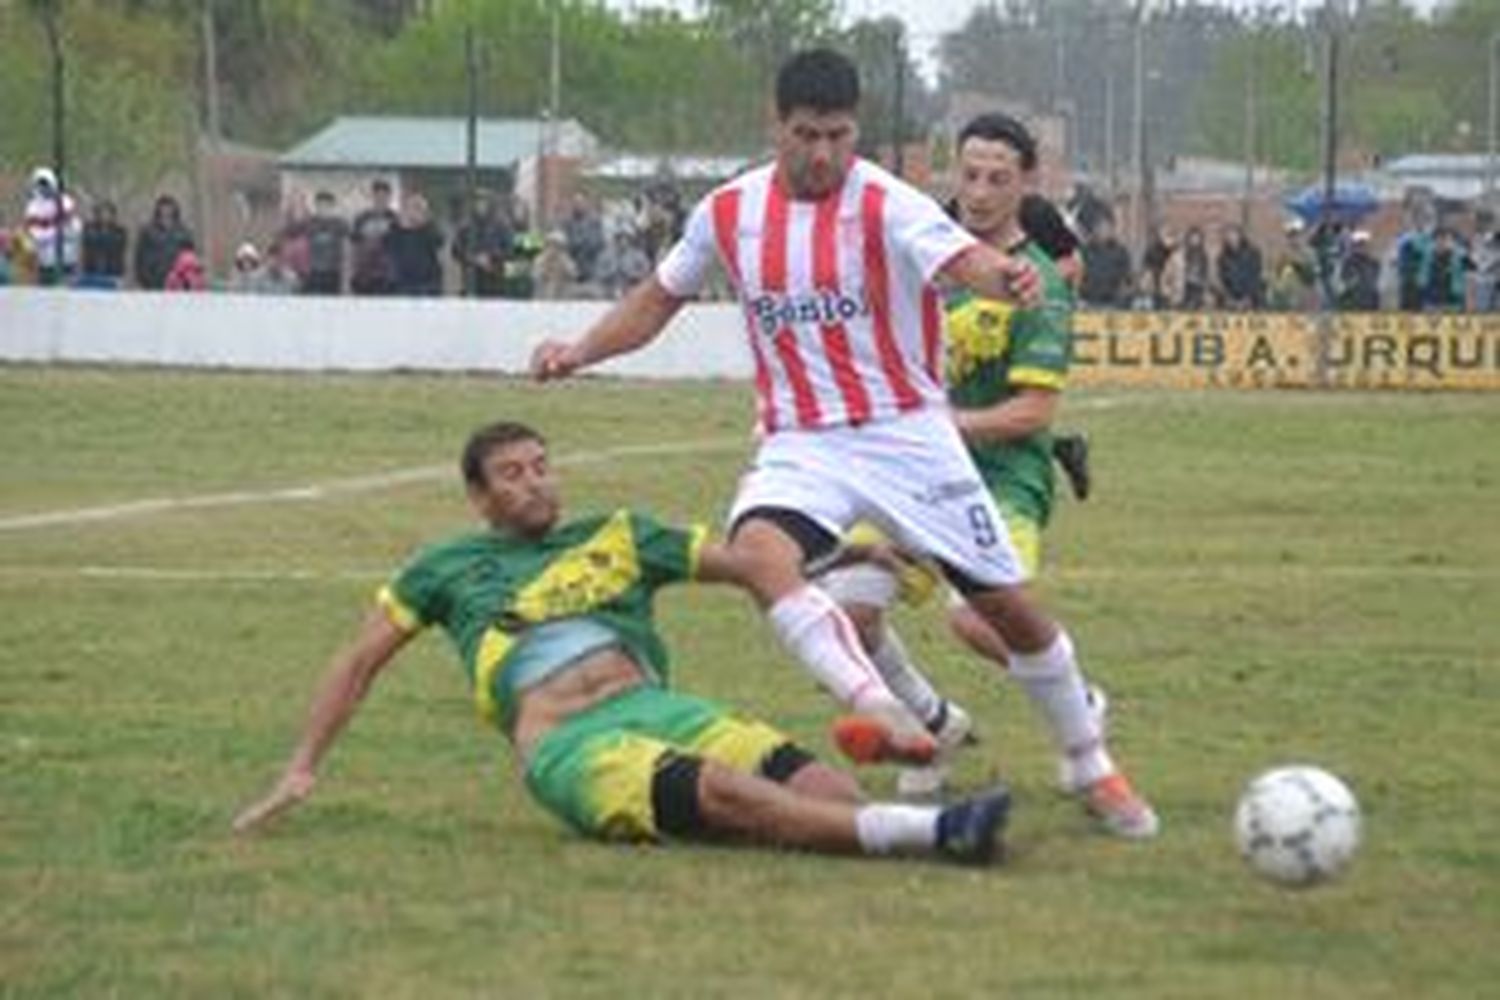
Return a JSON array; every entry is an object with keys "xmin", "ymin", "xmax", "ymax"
[
  {"xmin": 831, "ymin": 714, "xmax": 938, "ymax": 767},
  {"xmin": 1081, "ymin": 771, "xmax": 1161, "ymax": 840}
]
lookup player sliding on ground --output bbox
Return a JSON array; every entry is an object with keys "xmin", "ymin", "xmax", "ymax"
[
  {"xmin": 233, "ymin": 421, "xmax": 1013, "ymax": 865},
  {"xmin": 531, "ymin": 49, "xmax": 1155, "ymax": 839}
]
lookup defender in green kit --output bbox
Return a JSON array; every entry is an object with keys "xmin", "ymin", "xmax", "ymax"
[
  {"xmin": 944, "ymin": 236, "xmax": 1075, "ymax": 577},
  {"xmin": 817, "ymin": 112, "xmax": 1158, "ymax": 838},
  {"xmin": 233, "ymin": 421, "xmax": 1014, "ymax": 865}
]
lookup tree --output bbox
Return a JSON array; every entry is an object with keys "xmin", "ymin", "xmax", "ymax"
[
  {"xmin": 96, "ymin": 0, "xmax": 369, "ymax": 147},
  {"xmin": 697, "ymin": 0, "xmax": 839, "ymax": 79},
  {"xmin": 1189, "ymin": 0, "xmax": 1500, "ymax": 170},
  {"xmin": 354, "ymin": 0, "xmax": 766, "ymax": 153},
  {"xmin": 1, "ymin": 1, "xmax": 195, "ymax": 204},
  {"xmin": 841, "ymin": 16, "xmax": 935, "ymax": 163},
  {"xmin": 1191, "ymin": 23, "xmax": 1320, "ymax": 172},
  {"xmin": 938, "ymin": 0, "xmax": 1245, "ymax": 174}
]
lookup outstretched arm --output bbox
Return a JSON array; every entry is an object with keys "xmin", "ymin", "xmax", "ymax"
[
  {"xmin": 941, "ymin": 243, "xmax": 1043, "ymax": 308},
  {"xmin": 232, "ymin": 608, "xmax": 414, "ymax": 834},
  {"xmin": 531, "ymin": 277, "xmax": 686, "ymax": 380}
]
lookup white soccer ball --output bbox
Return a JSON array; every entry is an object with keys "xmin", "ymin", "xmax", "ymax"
[{"xmin": 1233, "ymin": 765, "xmax": 1361, "ymax": 887}]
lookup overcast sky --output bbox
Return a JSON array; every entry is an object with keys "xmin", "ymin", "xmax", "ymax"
[
  {"xmin": 615, "ymin": 1, "xmax": 1446, "ymax": 49},
  {"xmin": 839, "ymin": 1, "xmax": 1444, "ymax": 53},
  {"xmin": 612, "ymin": 1, "xmax": 1446, "ymax": 79}
]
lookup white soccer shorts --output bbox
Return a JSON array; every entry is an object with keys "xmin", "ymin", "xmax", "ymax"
[{"xmin": 729, "ymin": 408, "xmax": 1025, "ymax": 591}]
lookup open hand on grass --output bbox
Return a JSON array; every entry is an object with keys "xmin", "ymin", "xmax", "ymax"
[{"xmin": 232, "ymin": 769, "xmax": 316, "ymax": 835}]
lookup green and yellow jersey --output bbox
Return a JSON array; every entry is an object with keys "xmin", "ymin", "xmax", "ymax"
[
  {"xmin": 378, "ymin": 509, "xmax": 706, "ymax": 728},
  {"xmin": 944, "ymin": 238, "xmax": 1073, "ymax": 529}
]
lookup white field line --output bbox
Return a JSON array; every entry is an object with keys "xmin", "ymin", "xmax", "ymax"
[
  {"xmin": 0, "ymin": 394, "xmax": 1156, "ymax": 535},
  {"xmin": 0, "ymin": 396, "xmax": 1150, "ymax": 535},
  {"xmin": 0, "ymin": 436, "xmax": 748, "ymax": 533},
  {"xmin": 1060, "ymin": 565, "xmax": 1500, "ymax": 582},
  {"xmin": 1067, "ymin": 395, "xmax": 1129, "ymax": 411},
  {"xmin": 0, "ymin": 563, "xmax": 1494, "ymax": 585}
]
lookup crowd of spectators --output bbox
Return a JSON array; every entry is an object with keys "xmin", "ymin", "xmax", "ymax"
[
  {"xmin": 0, "ymin": 168, "xmax": 693, "ymax": 302},
  {"xmin": 5, "ymin": 164, "xmax": 1496, "ymax": 314},
  {"xmin": 1073, "ymin": 193, "xmax": 1499, "ymax": 315}
]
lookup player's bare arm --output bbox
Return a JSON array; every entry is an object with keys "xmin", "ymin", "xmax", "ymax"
[
  {"xmin": 531, "ymin": 276, "xmax": 686, "ymax": 380},
  {"xmin": 952, "ymin": 387, "xmax": 1059, "ymax": 444},
  {"xmin": 232, "ymin": 608, "xmax": 414, "ymax": 834},
  {"xmin": 942, "ymin": 243, "xmax": 1043, "ymax": 309}
]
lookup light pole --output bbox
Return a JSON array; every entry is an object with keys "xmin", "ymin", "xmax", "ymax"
[
  {"xmin": 200, "ymin": 0, "xmax": 222, "ymax": 272},
  {"xmin": 1319, "ymin": 4, "xmax": 1341, "ymax": 220},
  {"xmin": 1486, "ymin": 30, "xmax": 1498, "ymax": 206},
  {"xmin": 1241, "ymin": 24, "xmax": 1259, "ymax": 229},
  {"xmin": 1104, "ymin": 13, "xmax": 1117, "ymax": 203},
  {"xmin": 539, "ymin": 0, "xmax": 561, "ymax": 228},
  {"xmin": 891, "ymin": 22, "xmax": 906, "ymax": 178},
  {"xmin": 1316, "ymin": 1, "xmax": 1343, "ymax": 311},
  {"xmin": 1130, "ymin": 0, "xmax": 1147, "ymax": 268},
  {"xmin": 464, "ymin": 24, "xmax": 479, "ymax": 298},
  {"xmin": 37, "ymin": 0, "xmax": 67, "ymax": 278}
]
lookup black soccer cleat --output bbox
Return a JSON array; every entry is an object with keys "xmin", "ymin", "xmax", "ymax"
[
  {"xmin": 935, "ymin": 782, "xmax": 1013, "ymax": 866},
  {"xmin": 1052, "ymin": 432, "xmax": 1092, "ymax": 502}
]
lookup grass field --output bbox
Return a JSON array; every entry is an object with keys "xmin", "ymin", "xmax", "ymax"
[{"xmin": 2, "ymin": 366, "xmax": 1498, "ymax": 998}]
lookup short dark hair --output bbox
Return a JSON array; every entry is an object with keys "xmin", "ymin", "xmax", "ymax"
[
  {"xmin": 958, "ymin": 112, "xmax": 1039, "ymax": 172},
  {"xmin": 372, "ymin": 178, "xmax": 392, "ymax": 193},
  {"xmin": 1019, "ymin": 194, "xmax": 1080, "ymax": 260},
  {"xmin": 461, "ymin": 421, "xmax": 546, "ymax": 488},
  {"xmin": 776, "ymin": 48, "xmax": 860, "ymax": 118}
]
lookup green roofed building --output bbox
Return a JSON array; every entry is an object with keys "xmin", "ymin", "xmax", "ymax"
[{"xmin": 278, "ymin": 115, "xmax": 600, "ymax": 224}]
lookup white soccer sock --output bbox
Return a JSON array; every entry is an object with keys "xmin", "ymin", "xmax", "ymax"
[
  {"xmin": 854, "ymin": 804, "xmax": 941, "ymax": 855},
  {"xmin": 1009, "ymin": 630, "xmax": 1115, "ymax": 786},
  {"xmin": 768, "ymin": 585, "xmax": 890, "ymax": 710},
  {"xmin": 869, "ymin": 626, "xmax": 946, "ymax": 730}
]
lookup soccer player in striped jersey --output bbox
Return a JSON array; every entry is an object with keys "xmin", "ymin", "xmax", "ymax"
[
  {"xmin": 532, "ymin": 49, "xmax": 1147, "ymax": 837},
  {"xmin": 816, "ymin": 113, "xmax": 1158, "ymax": 838},
  {"xmin": 233, "ymin": 421, "xmax": 1013, "ymax": 865}
]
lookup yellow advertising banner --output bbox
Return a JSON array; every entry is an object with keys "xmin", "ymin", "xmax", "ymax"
[{"xmin": 1071, "ymin": 311, "xmax": 1500, "ymax": 390}]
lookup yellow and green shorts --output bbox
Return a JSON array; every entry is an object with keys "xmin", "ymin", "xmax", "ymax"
[
  {"xmin": 840, "ymin": 499, "xmax": 1044, "ymax": 607},
  {"xmin": 995, "ymin": 502, "xmax": 1042, "ymax": 583},
  {"xmin": 522, "ymin": 684, "xmax": 813, "ymax": 842}
]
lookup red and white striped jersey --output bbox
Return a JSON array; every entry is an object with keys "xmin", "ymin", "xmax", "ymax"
[{"xmin": 657, "ymin": 159, "xmax": 977, "ymax": 434}]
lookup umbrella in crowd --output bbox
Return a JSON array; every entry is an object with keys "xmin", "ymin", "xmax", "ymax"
[{"xmin": 1284, "ymin": 182, "xmax": 1381, "ymax": 224}]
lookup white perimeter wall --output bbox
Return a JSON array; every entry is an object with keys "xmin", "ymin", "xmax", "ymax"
[{"xmin": 0, "ymin": 288, "xmax": 754, "ymax": 379}]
